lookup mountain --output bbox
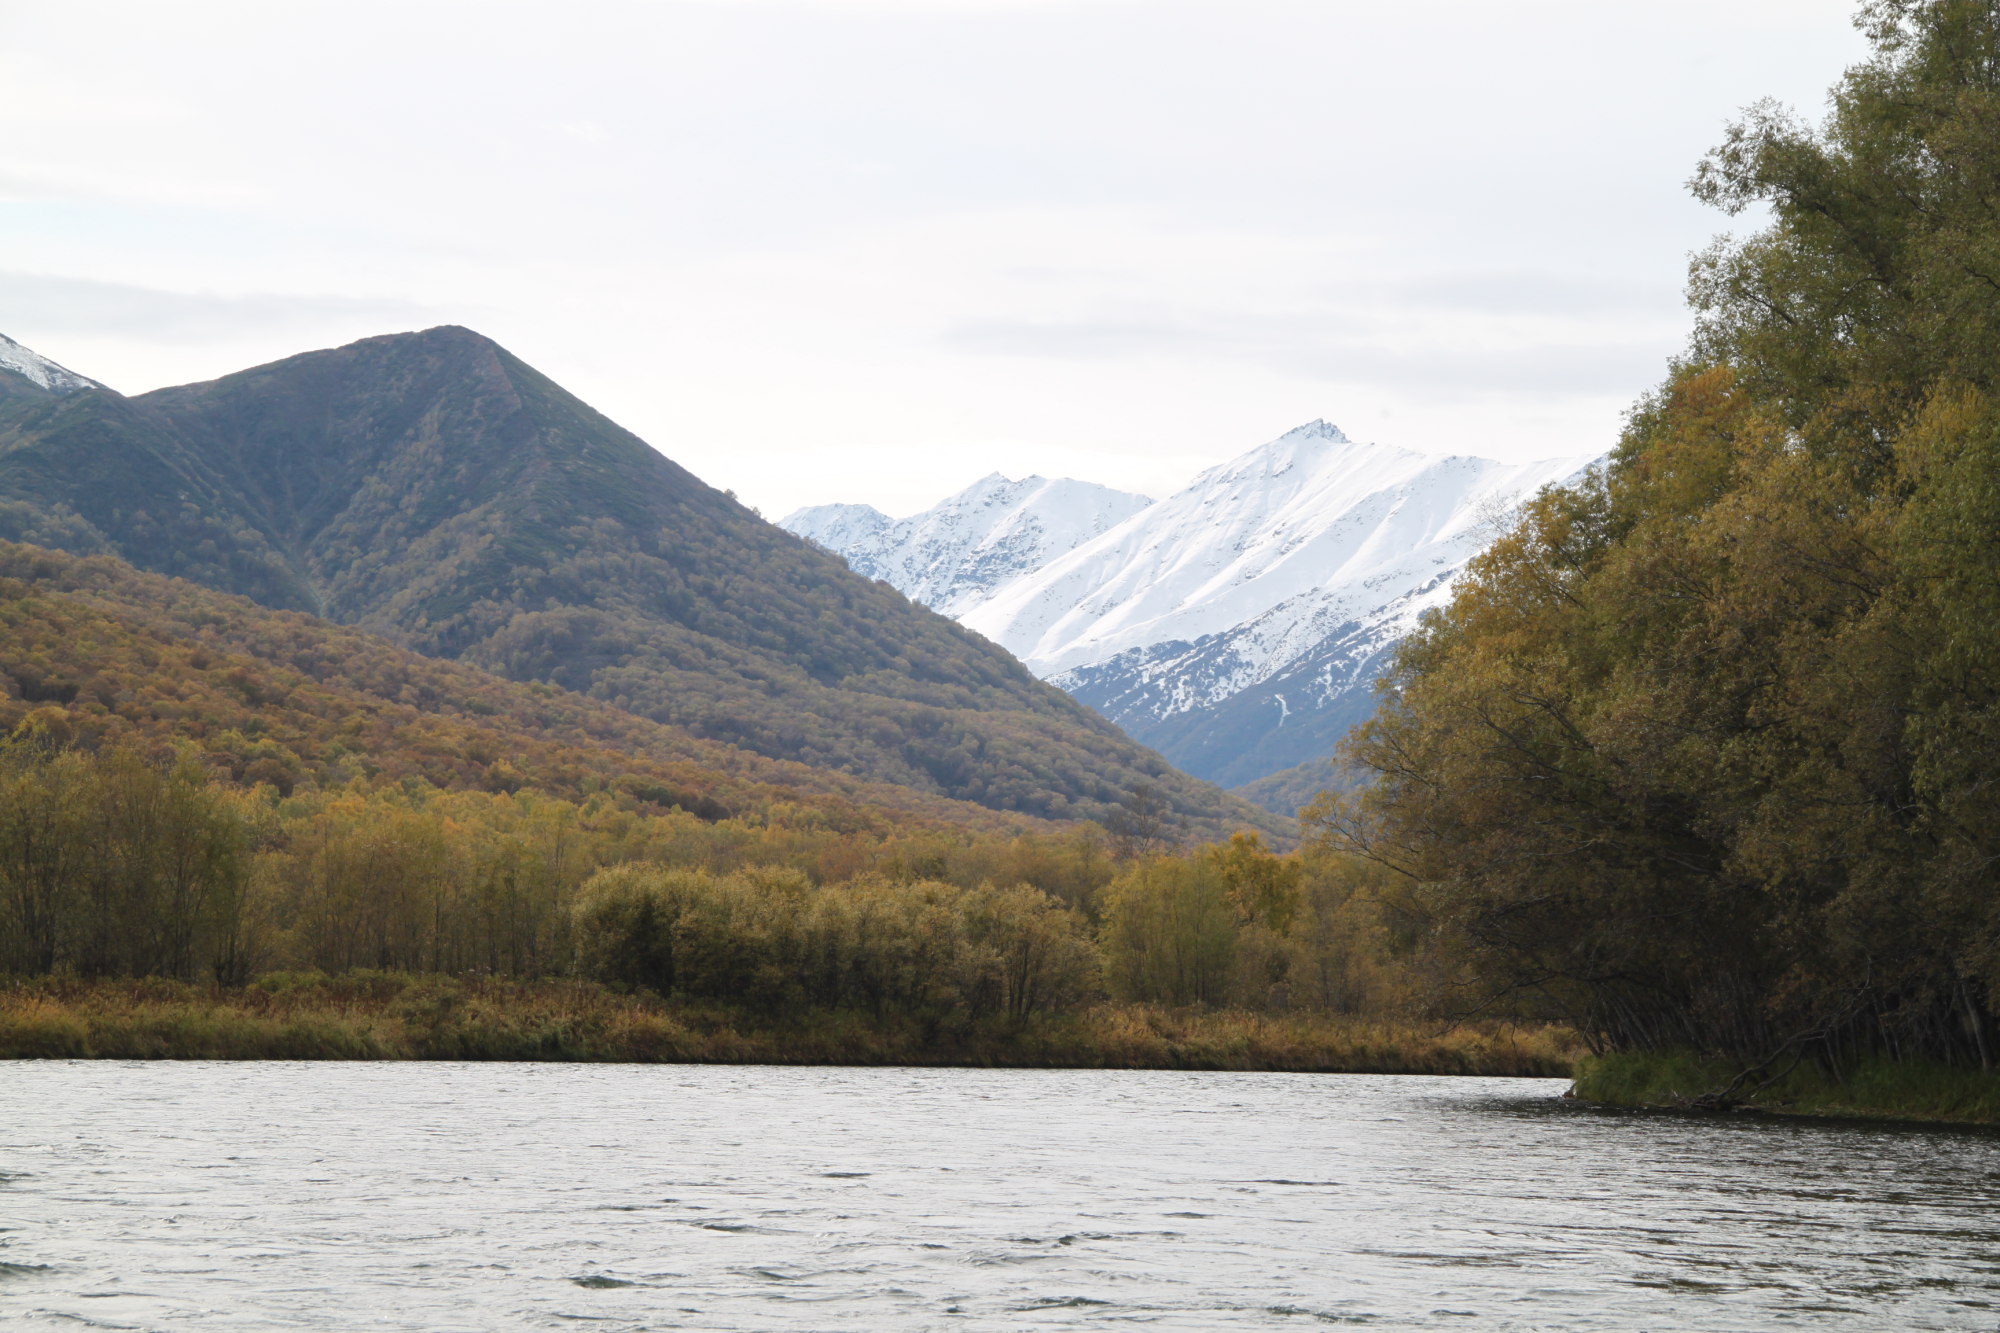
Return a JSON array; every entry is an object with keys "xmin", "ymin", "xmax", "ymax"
[
  {"xmin": 971, "ymin": 421, "xmax": 1597, "ymax": 796},
  {"xmin": 0, "ymin": 327, "xmax": 1275, "ymax": 836},
  {"xmin": 784, "ymin": 474, "xmax": 1153, "ymax": 619},
  {"xmin": 793, "ymin": 420, "xmax": 1597, "ymax": 810}
]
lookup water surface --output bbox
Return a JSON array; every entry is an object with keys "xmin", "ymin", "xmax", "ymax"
[{"xmin": 3, "ymin": 1063, "xmax": 1998, "ymax": 1330}]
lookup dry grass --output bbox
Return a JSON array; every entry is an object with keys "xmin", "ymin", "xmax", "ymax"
[{"xmin": 0, "ymin": 975, "xmax": 1582, "ymax": 1075}]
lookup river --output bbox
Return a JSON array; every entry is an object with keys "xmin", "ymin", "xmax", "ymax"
[{"xmin": 2, "ymin": 1063, "xmax": 1997, "ymax": 1330}]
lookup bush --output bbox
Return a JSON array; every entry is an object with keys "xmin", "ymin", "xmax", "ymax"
[{"xmin": 570, "ymin": 865, "xmax": 1098, "ymax": 1022}]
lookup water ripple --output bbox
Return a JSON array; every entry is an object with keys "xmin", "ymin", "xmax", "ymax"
[{"xmin": 3, "ymin": 1064, "xmax": 2000, "ymax": 1329}]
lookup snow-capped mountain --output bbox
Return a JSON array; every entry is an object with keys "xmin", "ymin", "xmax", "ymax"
[
  {"xmin": 788, "ymin": 421, "xmax": 1600, "ymax": 811},
  {"xmin": 782, "ymin": 502, "xmax": 893, "ymax": 558},
  {"xmin": 0, "ymin": 333, "xmax": 99, "ymax": 395},
  {"xmin": 783, "ymin": 474, "xmax": 1153, "ymax": 619},
  {"xmin": 950, "ymin": 421, "xmax": 1596, "ymax": 798}
]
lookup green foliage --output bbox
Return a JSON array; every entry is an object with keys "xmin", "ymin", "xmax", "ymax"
[
  {"xmin": 1318, "ymin": 2, "xmax": 2000, "ymax": 1080},
  {"xmin": 572, "ymin": 865, "xmax": 1098, "ymax": 1022},
  {"xmin": 1571, "ymin": 1051, "xmax": 1742, "ymax": 1110},
  {"xmin": 1201, "ymin": 833, "xmax": 1303, "ymax": 932},
  {"xmin": 1099, "ymin": 858, "xmax": 1240, "ymax": 1006},
  {"xmin": 1095, "ymin": 843, "xmax": 1416, "ymax": 1013},
  {"xmin": 243, "ymin": 783, "xmax": 1129, "ymax": 985},
  {"xmin": 1688, "ymin": 0, "xmax": 2000, "ymax": 437},
  {"xmin": 0, "ymin": 539, "xmax": 1110, "ymax": 836},
  {"xmin": 1574, "ymin": 1048, "xmax": 2000, "ymax": 1125},
  {"xmin": 0, "ymin": 734, "xmax": 1139, "ymax": 1004},
  {"xmin": 1230, "ymin": 756, "xmax": 1359, "ymax": 819},
  {"xmin": 0, "ymin": 745, "xmax": 248, "ymax": 980},
  {"xmin": 0, "ymin": 729, "xmax": 1422, "ymax": 1059}
]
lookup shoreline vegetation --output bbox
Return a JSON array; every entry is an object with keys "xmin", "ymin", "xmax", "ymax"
[
  {"xmin": 1571, "ymin": 1051, "xmax": 2000, "ymax": 1129},
  {"xmin": 0, "ymin": 976, "xmax": 1576, "ymax": 1075},
  {"xmin": 14, "ymin": 977, "xmax": 2000, "ymax": 1129},
  {"xmin": 2, "ymin": 735, "xmax": 1589, "ymax": 1081},
  {"xmin": 3, "ymin": 728, "xmax": 1998, "ymax": 1121}
]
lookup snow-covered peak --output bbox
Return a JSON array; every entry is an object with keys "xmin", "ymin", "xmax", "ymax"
[
  {"xmin": 780, "ymin": 473, "xmax": 1153, "ymax": 618},
  {"xmin": 961, "ymin": 423, "xmax": 1599, "ymax": 675},
  {"xmin": 1282, "ymin": 418, "xmax": 1349, "ymax": 444},
  {"xmin": 1192, "ymin": 419, "xmax": 1416, "ymax": 492},
  {"xmin": 783, "ymin": 502, "xmax": 891, "ymax": 554},
  {"xmin": 0, "ymin": 333, "xmax": 100, "ymax": 395},
  {"xmin": 774, "ymin": 416, "xmax": 1607, "ymax": 795}
]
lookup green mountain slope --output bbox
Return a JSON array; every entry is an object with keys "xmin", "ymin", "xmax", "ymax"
[
  {"xmin": 0, "ymin": 328, "xmax": 1275, "ymax": 833},
  {"xmin": 1229, "ymin": 756, "xmax": 1361, "ymax": 820}
]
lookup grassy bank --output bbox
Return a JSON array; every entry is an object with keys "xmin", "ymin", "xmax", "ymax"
[
  {"xmin": 1572, "ymin": 1049, "xmax": 2000, "ymax": 1126},
  {"xmin": 0, "ymin": 975, "xmax": 1580, "ymax": 1075}
]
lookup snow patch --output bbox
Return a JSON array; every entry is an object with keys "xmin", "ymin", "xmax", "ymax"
[{"xmin": 0, "ymin": 333, "xmax": 99, "ymax": 395}]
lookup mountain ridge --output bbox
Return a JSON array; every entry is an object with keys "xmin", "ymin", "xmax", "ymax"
[
  {"xmin": 790, "ymin": 420, "xmax": 1599, "ymax": 807},
  {"xmin": 785, "ymin": 473, "xmax": 1151, "ymax": 619}
]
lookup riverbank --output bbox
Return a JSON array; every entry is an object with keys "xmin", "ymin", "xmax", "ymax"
[
  {"xmin": 0, "ymin": 975, "xmax": 1580, "ymax": 1075},
  {"xmin": 1572, "ymin": 1050, "xmax": 2000, "ymax": 1126}
]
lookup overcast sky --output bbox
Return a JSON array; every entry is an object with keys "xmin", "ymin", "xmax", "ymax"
[{"xmin": 2, "ymin": 1, "xmax": 1868, "ymax": 517}]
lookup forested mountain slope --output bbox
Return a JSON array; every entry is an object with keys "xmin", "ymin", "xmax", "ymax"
[
  {"xmin": 0, "ymin": 328, "xmax": 1269, "ymax": 833},
  {"xmin": 0, "ymin": 541, "xmax": 1053, "ymax": 833}
]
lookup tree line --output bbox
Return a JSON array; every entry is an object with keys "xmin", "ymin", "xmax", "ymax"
[{"xmin": 0, "ymin": 736, "xmax": 1406, "ymax": 1027}]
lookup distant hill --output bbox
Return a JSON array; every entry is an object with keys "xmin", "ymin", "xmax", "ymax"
[{"xmin": 0, "ymin": 328, "xmax": 1274, "ymax": 835}]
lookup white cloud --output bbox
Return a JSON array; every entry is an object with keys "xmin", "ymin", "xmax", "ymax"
[{"xmin": 0, "ymin": 0, "xmax": 1870, "ymax": 515}]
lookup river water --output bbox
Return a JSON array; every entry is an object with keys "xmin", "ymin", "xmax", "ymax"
[{"xmin": 2, "ymin": 1064, "xmax": 1998, "ymax": 1331}]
